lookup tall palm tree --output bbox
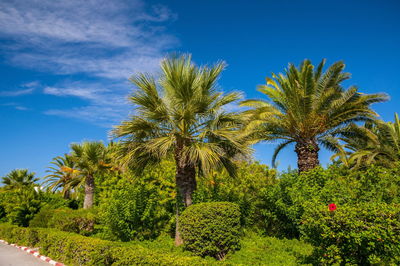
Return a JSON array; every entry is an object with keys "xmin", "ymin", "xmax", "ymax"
[
  {"xmin": 44, "ymin": 154, "xmax": 81, "ymax": 199},
  {"xmin": 2, "ymin": 169, "xmax": 38, "ymax": 190},
  {"xmin": 242, "ymin": 59, "xmax": 387, "ymax": 173},
  {"xmin": 70, "ymin": 141, "xmax": 110, "ymax": 209},
  {"xmin": 112, "ymin": 54, "xmax": 250, "ymax": 244},
  {"xmin": 335, "ymin": 114, "xmax": 400, "ymax": 168}
]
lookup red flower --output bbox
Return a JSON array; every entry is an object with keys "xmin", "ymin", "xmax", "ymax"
[{"xmin": 328, "ymin": 203, "xmax": 337, "ymax": 212}]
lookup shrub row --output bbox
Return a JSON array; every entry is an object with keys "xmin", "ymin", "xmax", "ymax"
[{"xmin": 0, "ymin": 224, "xmax": 216, "ymax": 266}]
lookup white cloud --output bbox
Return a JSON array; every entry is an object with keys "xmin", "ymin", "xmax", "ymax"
[
  {"xmin": 0, "ymin": 87, "xmax": 34, "ymax": 97},
  {"xmin": 44, "ymin": 104, "xmax": 132, "ymax": 128},
  {"xmin": 42, "ymin": 80, "xmax": 133, "ymax": 126},
  {"xmin": 0, "ymin": 81, "xmax": 39, "ymax": 97},
  {"xmin": 0, "ymin": 0, "xmax": 179, "ymax": 125},
  {"xmin": 0, "ymin": 0, "xmax": 178, "ymax": 79},
  {"xmin": 43, "ymin": 84, "xmax": 108, "ymax": 101},
  {"xmin": 0, "ymin": 0, "xmax": 175, "ymax": 47},
  {"xmin": 14, "ymin": 105, "xmax": 29, "ymax": 111},
  {"xmin": 0, "ymin": 102, "xmax": 30, "ymax": 110}
]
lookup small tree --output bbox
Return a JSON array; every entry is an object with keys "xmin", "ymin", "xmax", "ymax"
[{"xmin": 70, "ymin": 141, "xmax": 110, "ymax": 209}]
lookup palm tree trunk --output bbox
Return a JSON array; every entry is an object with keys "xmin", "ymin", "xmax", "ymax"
[
  {"xmin": 174, "ymin": 140, "xmax": 196, "ymax": 245},
  {"xmin": 176, "ymin": 163, "xmax": 196, "ymax": 207},
  {"xmin": 83, "ymin": 175, "xmax": 95, "ymax": 209},
  {"xmin": 63, "ymin": 189, "xmax": 70, "ymax": 200},
  {"xmin": 295, "ymin": 139, "xmax": 320, "ymax": 173}
]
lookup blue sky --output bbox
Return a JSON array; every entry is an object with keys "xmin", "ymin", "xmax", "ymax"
[{"xmin": 1, "ymin": 0, "xmax": 399, "ymax": 178}]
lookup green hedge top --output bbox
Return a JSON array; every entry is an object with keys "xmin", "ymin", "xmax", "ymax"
[{"xmin": 180, "ymin": 202, "xmax": 241, "ymax": 260}]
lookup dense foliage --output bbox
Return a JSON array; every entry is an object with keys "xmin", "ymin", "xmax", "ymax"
[
  {"xmin": 302, "ymin": 202, "xmax": 400, "ymax": 265},
  {"xmin": 180, "ymin": 202, "xmax": 241, "ymax": 260}
]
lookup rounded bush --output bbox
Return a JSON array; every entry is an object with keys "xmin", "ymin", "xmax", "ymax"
[{"xmin": 179, "ymin": 202, "xmax": 241, "ymax": 260}]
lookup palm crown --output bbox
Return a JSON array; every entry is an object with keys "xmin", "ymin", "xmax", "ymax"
[
  {"xmin": 336, "ymin": 113, "xmax": 400, "ymax": 168},
  {"xmin": 44, "ymin": 154, "xmax": 81, "ymax": 199},
  {"xmin": 242, "ymin": 59, "xmax": 387, "ymax": 172},
  {"xmin": 2, "ymin": 169, "xmax": 38, "ymax": 190}
]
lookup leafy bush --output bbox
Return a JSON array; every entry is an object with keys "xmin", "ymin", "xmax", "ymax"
[
  {"xmin": 0, "ymin": 187, "xmax": 41, "ymax": 227},
  {"xmin": 180, "ymin": 202, "xmax": 241, "ymax": 260},
  {"xmin": 29, "ymin": 206, "xmax": 56, "ymax": 228},
  {"xmin": 301, "ymin": 202, "xmax": 400, "ymax": 265},
  {"xmin": 47, "ymin": 208, "xmax": 96, "ymax": 236},
  {"xmin": 40, "ymin": 191, "xmax": 80, "ymax": 209},
  {"xmin": 194, "ymin": 162, "xmax": 276, "ymax": 229},
  {"xmin": 100, "ymin": 181, "xmax": 172, "ymax": 241}
]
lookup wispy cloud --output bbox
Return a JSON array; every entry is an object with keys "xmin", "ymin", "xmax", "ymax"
[
  {"xmin": 44, "ymin": 105, "xmax": 131, "ymax": 128},
  {"xmin": 0, "ymin": 0, "xmax": 178, "ymax": 125},
  {"xmin": 0, "ymin": 87, "xmax": 34, "ymax": 97},
  {"xmin": 1, "ymin": 102, "xmax": 30, "ymax": 111},
  {"xmin": 0, "ymin": 81, "xmax": 39, "ymax": 97}
]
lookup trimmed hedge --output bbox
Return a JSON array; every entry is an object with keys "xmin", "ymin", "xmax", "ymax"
[
  {"xmin": 180, "ymin": 202, "xmax": 241, "ymax": 260},
  {"xmin": 0, "ymin": 224, "xmax": 217, "ymax": 266}
]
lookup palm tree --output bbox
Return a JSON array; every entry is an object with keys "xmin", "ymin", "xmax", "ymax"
[
  {"xmin": 44, "ymin": 154, "xmax": 81, "ymax": 199},
  {"xmin": 2, "ymin": 169, "xmax": 38, "ymax": 190},
  {"xmin": 242, "ymin": 59, "xmax": 387, "ymax": 173},
  {"xmin": 112, "ymin": 54, "xmax": 250, "ymax": 244},
  {"xmin": 70, "ymin": 141, "xmax": 110, "ymax": 209},
  {"xmin": 335, "ymin": 114, "xmax": 400, "ymax": 168}
]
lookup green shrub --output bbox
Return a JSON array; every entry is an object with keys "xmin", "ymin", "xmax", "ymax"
[
  {"xmin": 29, "ymin": 207, "xmax": 56, "ymax": 228},
  {"xmin": 180, "ymin": 202, "xmax": 241, "ymax": 260},
  {"xmin": 193, "ymin": 162, "xmax": 276, "ymax": 230},
  {"xmin": 47, "ymin": 208, "xmax": 96, "ymax": 236},
  {"xmin": 100, "ymin": 182, "xmax": 172, "ymax": 241},
  {"xmin": 301, "ymin": 202, "xmax": 400, "ymax": 265},
  {"xmin": 0, "ymin": 188, "xmax": 42, "ymax": 227}
]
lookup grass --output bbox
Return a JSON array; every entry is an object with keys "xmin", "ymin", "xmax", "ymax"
[{"xmin": 127, "ymin": 232, "xmax": 313, "ymax": 265}]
